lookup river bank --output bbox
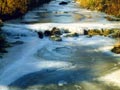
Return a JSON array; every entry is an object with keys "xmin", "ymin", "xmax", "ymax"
[
  {"xmin": 76, "ymin": 0, "xmax": 120, "ymax": 19},
  {"xmin": 0, "ymin": 0, "xmax": 51, "ymax": 21}
]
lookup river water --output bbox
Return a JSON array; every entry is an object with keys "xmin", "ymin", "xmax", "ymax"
[{"xmin": 0, "ymin": 0, "xmax": 120, "ymax": 90}]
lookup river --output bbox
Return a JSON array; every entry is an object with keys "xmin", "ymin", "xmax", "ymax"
[{"xmin": 0, "ymin": 0, "xmax": 120, "ymax": 90}]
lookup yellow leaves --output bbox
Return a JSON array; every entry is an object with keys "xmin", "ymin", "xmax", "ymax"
[
  {"xmin": 76, "ymin": 0, "xmax": 120, "ymax": 17},
  {"xmin": 0, "ymin": 0, "xmax": 28, "ymax": 15}
]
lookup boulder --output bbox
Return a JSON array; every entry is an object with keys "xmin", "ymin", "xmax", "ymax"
[
  {"xmin": 51, "ymin": 27, "xmax": 62, "ymax": 36},
  {"xmin": 84, "ymin": 29, "xmax": 88, "ymax": 35},
  {"xmin": 59, "ymin": 1, "xmax": 68, "ymax": 5},
  {"xmin": 111, "ymin": 31, "xmax": 120, "ymax": 38},
  {"xmin": 37, "ymin": 31, "xmax": 44, "ymax": 39},
  {"xmin": 44, "ymin": 30, "xmax": 51, "ymax": 36},
  {"xmin": 111, "ymin": 44, "xmax": 120, "ymax": 54},
  {"xmin": 50, "ymin": 35, "xmax": 62, "ymax": 41}
]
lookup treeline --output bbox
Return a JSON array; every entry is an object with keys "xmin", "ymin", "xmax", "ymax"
[
  {"xmin": 76, "ymin": 0, "xmax": 120, "ymax": 17},
  {"xmin": 0, "ymin": 0, "xmax": 51, "ymax": 20}
]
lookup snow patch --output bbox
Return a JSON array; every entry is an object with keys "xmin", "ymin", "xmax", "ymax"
[{"xmin": 99, "ymin": 69, "xmax": 120, "ymax": 87}]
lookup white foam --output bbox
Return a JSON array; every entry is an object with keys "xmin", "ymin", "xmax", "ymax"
[{"xmin": 27, "ymin": 23, "xmax": 120, "ymax": 33}]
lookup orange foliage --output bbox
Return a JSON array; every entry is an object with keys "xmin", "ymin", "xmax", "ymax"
[
  {"xmin": 76, "ymin": 0, "xmax": 120, "ymax": 17},
  {"xmin": 0, "ymin": 0, "xmax": 28, "ymax": 15}
]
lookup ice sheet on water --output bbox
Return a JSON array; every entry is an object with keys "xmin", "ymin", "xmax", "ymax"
[
  {"xmin": 98, "ymin": 69, "xmax": 120, "ymax": 87},
  {"xmin": 0, "ymin": 86, "xmax": 9, "ymax": 90}
]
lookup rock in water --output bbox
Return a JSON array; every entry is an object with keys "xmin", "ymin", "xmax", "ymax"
[
  {"xmin": 111, "ymin": 44, "xmax": 120, "ymax": 54},
  {"xmin": 51, "ymin": 27, "xmax": 62, "ymax": 36},
  {"xmin": 84, "ymin": 30, "xmax": 88, "ymax": 35},
  {"xmin": 44, "ymin": 30, "xmax": 51, "ymax": 36},
  {"xmin": 37, "ymin": 31, "xmax": 43, "ymax": 39},
  {"xmin": 59, "ymin": 1, "xmax": 68, "ymax": 5}
]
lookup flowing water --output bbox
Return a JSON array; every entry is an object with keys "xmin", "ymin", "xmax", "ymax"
[{"xmin": 0, "ymin": 0, "xmax": 120, "ymax": 90}]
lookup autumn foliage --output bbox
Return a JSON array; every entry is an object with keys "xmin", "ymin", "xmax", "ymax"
[
  {"xmin": 76, "ymin": 0, "xmax": 120, "ymax": 17},
  {"xmin": 0, "ymin": 0, "xmax": 51, "ymax": 20}
]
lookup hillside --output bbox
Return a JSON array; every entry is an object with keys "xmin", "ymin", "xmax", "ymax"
[
  {"xmin": 0, "ymin": 0, "xmax": 51, "ymax": 20},
  {"xmin": 76, "ymin": 0, "xmax": 120, "ymax": 17}
]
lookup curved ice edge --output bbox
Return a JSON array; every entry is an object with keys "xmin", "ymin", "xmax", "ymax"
[
  {"xmin": 0, "ymin": 38, "xmax": 75, "ymax": 86},
  {"xmin": 98, "ymin": 69, "xmax": 120, "ymax": 88}
]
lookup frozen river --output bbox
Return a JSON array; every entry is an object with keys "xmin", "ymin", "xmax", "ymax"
[{"xmin": 0, "ymin": 0, "xmax": 120, "ymax": 90}]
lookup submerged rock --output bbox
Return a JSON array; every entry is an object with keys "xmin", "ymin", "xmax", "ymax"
[
  {"xmin": 37, "ymin": 31, "xmax": 44, "ymax": 39},
  {"xmin": 44, "ymin": 30, "xmax": 51, "ymax": 36},
  {"xmin": 50, "ymin": 35, "xmax": 62, "ymax": 41}
]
